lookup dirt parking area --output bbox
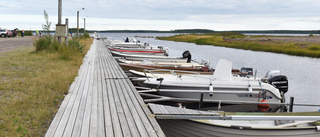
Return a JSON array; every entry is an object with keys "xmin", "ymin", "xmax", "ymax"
[{"xmin": 0, "ymin": 36, "xmax": 35, "ymax": 53}]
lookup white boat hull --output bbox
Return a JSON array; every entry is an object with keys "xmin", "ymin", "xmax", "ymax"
[
  {"xmin": 141, "ymin": 59, "xmax": 284, "ymax": 104},
  {"xmin": 155, "ymin": 89, "xmax": 281, "ymax": 104},
  {"xmin": 157, "ymin": 119, "xmax": 320, "ymax": 137},
  {"xmin": 141, "ymin": 75, "xmax": 282, "ymax": 102}
]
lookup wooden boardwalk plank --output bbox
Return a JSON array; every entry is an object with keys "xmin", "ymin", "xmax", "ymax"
[
  {"xmin": 57, "ymin": 64, "xmax": 90, "ymax": 137},
  {"xmin": 149, "ymin": 104, "xmax": 161, "ymax": 114},
  {"xmin": 101, "ymin": 50, "xmax": 123, "ymax": 137},
  {"xmin": 99, "ymin": 53, "xmax": 115, "ymax": 137},
  {"xmin": 71, "ymin": 51, "xmax": 95, "ymax": 137},
  {"xmin": 106, "ymin": 62, "xmax": 131, "ymax": 136},
  {"xmin": 104, "ymin": 45, "xmax": 142, "ymax": 136},
  {"xmin": 110, "ymin": 67, "xmax": 149, "ymax": 136},
  {"xmin": 96, "ymin": 52, "xmax": 106, "ymax": 137},
  {"xmin": 45, "ymin": 38, "xmax": 165, "ymax": 137},
  {"xmin": 166, "ymin": 106, "xmax": 180, "ymax": 114},
  {"xmin": 148, "ymin": 103, "xmax": 219, "ymax": 116},
  {"xmin": 102, "ymin": 47, "xmax": 165, "ymax": 136},
  {"xmin": 62, "ymin": 52, "xmax": 94, "ymax": 137},
  {"xmin": 46, "ymin": 42, "xmax": 94, "ymax": 137},
  {"xmin": 88, "ymin": 50, "xmax": 99, "ymax": 137},
  {"xmin": 102, "ymin": 39, "xmax": 141, "ymax": 136},
  {"xmin": 102, "ymin": 42, "xmax": 164, "ymax": 137}
]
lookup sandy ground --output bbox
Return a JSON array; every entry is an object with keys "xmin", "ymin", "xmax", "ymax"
[{"xmin": 0, "ymin": 36, "xmax": 35, "ymax": 53}]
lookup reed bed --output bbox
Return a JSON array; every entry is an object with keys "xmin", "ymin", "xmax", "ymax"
[{"xmin": 157, "ymin": 33, "xmax": 320, "ymax": 58}]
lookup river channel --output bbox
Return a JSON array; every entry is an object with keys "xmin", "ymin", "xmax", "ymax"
[{"xmin": 100, "ymin": 33, "xmax": 320, "ymax": 112}]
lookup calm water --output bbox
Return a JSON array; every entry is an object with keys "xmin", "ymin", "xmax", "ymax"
[{"xmin": 101, "ymin": 33, "xmax": 320, "ymax": 112}]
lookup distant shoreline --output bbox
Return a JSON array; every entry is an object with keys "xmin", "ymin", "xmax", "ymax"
[{"xmin": 26, "ymin": 29, "xmax": 320, "ymax": 35}]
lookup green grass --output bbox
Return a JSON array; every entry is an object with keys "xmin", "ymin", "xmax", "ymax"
[
  {"xmin": 0, "ymin": 38, "xmax": 92, "ymax": 136},
  {"xmin": 157, "ymin": 33, "xmax": 320, "ymax": 58}
]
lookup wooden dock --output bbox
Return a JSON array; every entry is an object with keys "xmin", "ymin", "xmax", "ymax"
[
  {"xmin": 45, "ymin": 37, "xmax": 165, "ymax": 137},
  {"xmin": 148, "ymin": 103, "xmax": 221, "ymax": 120}
]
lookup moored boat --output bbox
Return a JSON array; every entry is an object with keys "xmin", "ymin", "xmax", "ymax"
[
  {"xmin": 108, "ymin": 46, "xmax": 169, "ymax": 56},
  {"xmin": 119, "ymin": 61, "xmax": 213, "ymax": 74},
  {"xmin": 158, "ymin": 118, "xmax": 320, "ymax": 137},
  {"xmin": 138, "ymin": 59, "xmax": 288, "ymax": 105},
  {"xmin": 151, "ymin": 103, "xmax": 320, "ymax": 137},
  {"xmin": 111, "ymin": 50, "xmax": 194, "ymax": 63}
]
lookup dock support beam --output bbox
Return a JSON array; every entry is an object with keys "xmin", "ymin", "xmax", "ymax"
[
  {"xmin": 199, "ymin": 93, "xmax": 204, "ymax": 109},
  {"xmin": 289, "ymin": 97, "xmax": 294, "ymax": 112}
]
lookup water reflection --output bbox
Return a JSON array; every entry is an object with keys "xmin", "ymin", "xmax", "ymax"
[{"xmin": 101, "ymin": 33, "xmax": 320, "ymax": 112}]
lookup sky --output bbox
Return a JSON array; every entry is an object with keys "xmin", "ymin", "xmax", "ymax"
[{"xmin": 1, "ymin": 0, "xmax": 320, "ymax": 31}]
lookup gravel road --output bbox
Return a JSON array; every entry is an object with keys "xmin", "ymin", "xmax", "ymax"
[{"xmin": 0, "ymin": 36, "xmax": 35, "ymax": 53}]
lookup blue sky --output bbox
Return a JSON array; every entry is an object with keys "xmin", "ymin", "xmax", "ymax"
[{"xmin": 1, "ymin": 0, "xmax": 320, "ymax": 31}]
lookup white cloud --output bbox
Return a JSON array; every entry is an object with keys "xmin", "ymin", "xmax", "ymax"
[{"xmin": 1, "ymin": 0, "xmax": 320, "ymax": 30}]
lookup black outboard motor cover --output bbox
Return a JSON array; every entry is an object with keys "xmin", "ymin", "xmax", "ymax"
[
  {"xmin": 182, "ymin": 50, "xmax": 191, "ymax": 63},
  {"xmin": 124, "ymin": 37, "xmax": 129, "ymax": 42},
  {"xmin": 267, "ymin": 75, "xmax": 288, "ymax": 94}
]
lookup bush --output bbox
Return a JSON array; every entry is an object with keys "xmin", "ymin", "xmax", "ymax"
[
  {"xmin": 308, "ymin": 45, "xmax": 320, "ymax": 51},
  {"xmin": 48, "ymin": 40, "xmax": 60, "ymax": 52},
  {"xmin": 33, "ymin": 36, "xmax": 87, "ymax": 60},
  {"xmin": 24, "ymin": 30, "xmax": 33, "ymax": 36},
  {"xmin": 79, "ymin": 33, "xmax": 90, "ymax": 39},
  {"xmin": 68, "ymin": 37, "xmax": 86, "ymax": 54},
  {"xmin": 33, "ymin": 36, "xmax": 52, "ymax": 52},
  {"xmin": 214, "ymin": 32, "xmax": 245, "ymax": 38},
  {"xmin": 16, "ymin": 30, "xmax": 33, "ymax": 37}
]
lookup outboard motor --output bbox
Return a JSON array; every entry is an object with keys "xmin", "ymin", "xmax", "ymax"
[
  {"xmin": 267, "ymin": 75, "xmax": 288, "ymax": 94},
  {"xmin": 164, "ymin": 47, "xmax": 169, "ymax": 56},
  {"xmin": 266, "ymin": 70, "xmax": 289, "ymax": 94},
  {"xmin": 182, "ymin": 50, "xmax": 192, "ymax": 63},
  {"xmin": 200, "ymin": 59, "xmax": 210, "ymax": 67},
  {"xmin": 124, "ymin": 37, "xmax": 129, "ymax": 42}
]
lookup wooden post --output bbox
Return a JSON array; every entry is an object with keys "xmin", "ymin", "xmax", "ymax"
[
  {"xmin": 199, "ymin": 93, "xmax": 204, "ymax": 109},
  {"xmin": 65, "ymin": 18, "xmax": 68, "ymax": 46},
  {"xmin": 83, "ymin": 18, "xmax": 86, "ymax": 33},
  {"xmin": 77, "ymin": 10, "xmax": 79, "ymax": 38},
  {"xmin": 58, "ymin": 0, "xmax": 62, "ymax": 43},
  {"xmin": 77, "ymin": 8, "xmax": 84, "ymax": 38},
  {"xmin": 289, "ymin": 97, "xmax": 294, "ymax": 112}
]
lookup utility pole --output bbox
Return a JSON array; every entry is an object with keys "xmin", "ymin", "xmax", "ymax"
[
  {"xmin": 83, "ymin": 17, "xmax": 88, "ymax": 34},
  {"xmin": 83, "ymin": 18, "xmax": 86, "ymax": 33},
  {"xmin": 65, "ymin": 18, "xmax": 68, "ymax": 45},
  {"xmin": 77, "ymin": 10, "xmax": 79, "ymax": 37},
  {"xmin": 58, "ymin": 0, "xmax": 62, "ymax": 43},
  {"xmin": 77, "ymin": 8, "xmax": 84, "ymax": 38}
]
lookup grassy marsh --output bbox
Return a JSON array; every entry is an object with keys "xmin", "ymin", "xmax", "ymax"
[{"xmin": 157, "ymin": 32, "xmax": 320, "ymax": 58}]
